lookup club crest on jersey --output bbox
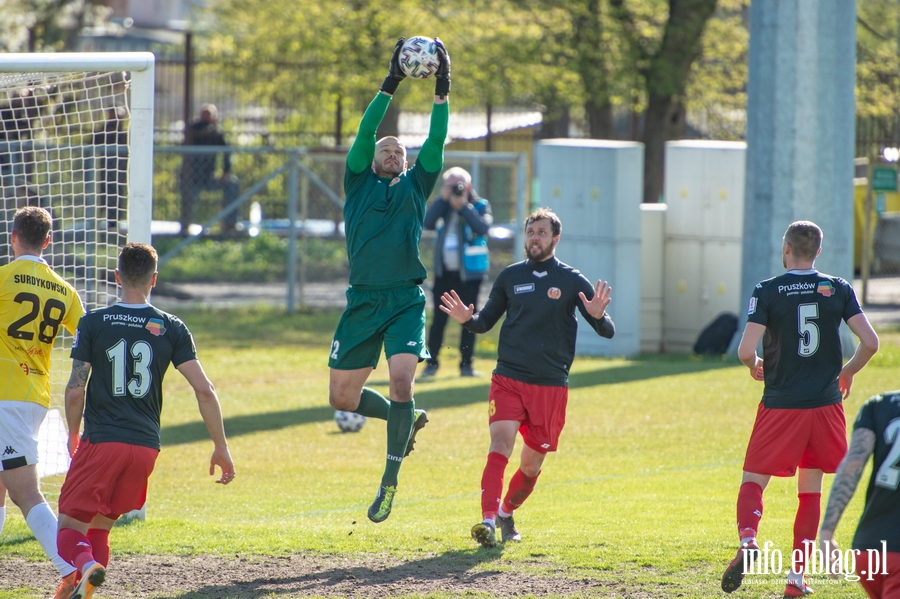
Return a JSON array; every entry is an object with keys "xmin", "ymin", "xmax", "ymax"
[
  {"xmin": 748, "ymin": 297, "xmax": 757, "ymax": 315},
  {"xmin": 145, "ymin": 318, "xmax": 166, "ymax": 336},
  {"xmin": 514, "ymin": 283, "xmax": 535, "ymax": 294},
  {"xmin": 547, "ymin": 287, "xmax": 561, "ymax": 299},
  {"xmin": 389, "ymin": 177, "xmax": 401, "ymax": 187},
  {"xmin": 817, "ymin": 281, "xmax": 834, "ymax": 297}
]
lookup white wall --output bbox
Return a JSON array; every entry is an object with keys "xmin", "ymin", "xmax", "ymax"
[
  {"xmin": 662, "ymin": 141, "xmax": 746, "ymax": 352},
  {"xmin": 535, "ymin": 140, "xmax": 643, "ymax": 357}
]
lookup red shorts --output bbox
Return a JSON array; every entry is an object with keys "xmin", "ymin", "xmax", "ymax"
[
  {"xmin": 742, "ymin": 402, "xmax": 846, "ymax": 476},
  {"xmin": 858, "ymin": 551, "xmax": 900, "ymax": 599},
  {"xmin": 58, "ymin": 439, "xmax": 159, "ymax": 523},
  {"xmin": 488, "ymin": 373, "xmax": 567, "ymax": 454}
]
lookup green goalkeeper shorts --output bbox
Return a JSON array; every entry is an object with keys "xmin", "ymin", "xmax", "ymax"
[{"xmin": 328, "ymin": 284, "xmax": 430, "ymax": 370}]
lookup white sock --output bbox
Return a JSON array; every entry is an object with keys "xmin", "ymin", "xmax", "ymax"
[
  {"xmin": 0, "ymin": 506, "xmax": 6, "ymax": 535},
  {"xmin": 787, "ymin": 568, "xmax": 804, "ymax": 585},
  {"xmin": 498, "ymin": 508, "xmax": 511, "ymax": 518},
  {"xmin": 24, "ymin": 503, "xmax": 77, "ymax": 577}
]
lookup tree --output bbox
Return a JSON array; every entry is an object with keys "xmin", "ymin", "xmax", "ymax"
[
  {"xmin": 0, "ymin": 0, "xmax": 107, "ymax": 52},
  {"xmin": 611, "ymin": 0, "xmax": 719, "ymax": 203}
]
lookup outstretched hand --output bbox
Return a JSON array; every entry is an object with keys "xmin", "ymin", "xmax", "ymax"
[
  {"xmin": 210, "ymin": 447, "xmax": 236, "ymax": 485},
  {"xmin": 433, "ymin": 37, "xmax": 451, "ymax": 97},
  {"xmin": 439, "ymin": 289, "xmax": 474, "ymax": 324},
  {"xmin": 578, "ymin": 280, "xmax": 611, "ymax": 319},
  {"xmin": 380, "ymin": 37, "xmax": 407, "ymax": 95}
]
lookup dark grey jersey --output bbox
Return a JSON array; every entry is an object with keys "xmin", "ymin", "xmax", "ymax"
[
  {"xmin": 464, "ymin": 258, "xmax": 614, "ymax": 386},
  {"xmin": 70, "ymin": 303, "xmax": 197, "ymax": 450},
  {"xmin": 852, "ymin": 391, "xmax": 900, "ymax": 553},
  {"xmin": 746, "ymin": 270, "xmax": 862, "ymax": 409}
]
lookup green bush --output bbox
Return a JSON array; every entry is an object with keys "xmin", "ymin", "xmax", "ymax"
[{"xmin": 156, "ymin": 233, "xmax": 348, "ymax": 283}]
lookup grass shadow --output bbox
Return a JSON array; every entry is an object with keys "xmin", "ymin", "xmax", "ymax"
[
  {"xmin": 158, "ymin": 548, "xmax": 507, "ymax": 599},
  {"xmin": 162, "ymin": 356, "xmax": 738, "ymax": 447}
]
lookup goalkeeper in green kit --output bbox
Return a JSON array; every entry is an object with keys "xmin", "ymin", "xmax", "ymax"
[{"xmin": 328, "ymin": 37, "xmax": 450, "ymax": 523}]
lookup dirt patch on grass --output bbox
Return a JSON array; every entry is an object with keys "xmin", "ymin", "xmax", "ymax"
[{"xmin": 0, "ymin": 552, "xmax": 635, "ymax": 598}]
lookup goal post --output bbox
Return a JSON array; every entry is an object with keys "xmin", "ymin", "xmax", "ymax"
[
  {"xmin": 0, "ymin": 52, "xmax": 154, "ymax": 244},
  {"xmin": 0, "ymin": 53, "xmax": 154, "ymax": 492}
]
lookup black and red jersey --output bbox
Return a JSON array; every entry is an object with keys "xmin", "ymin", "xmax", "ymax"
[
  {"xmin": 747, "ymin": 269, "xmax": 862, "ymax": 409},
  {"xmin": 464, "ymin": 257, "xmax": 615, "ymax": 386},
  {"xmin": 70, "ymin": 303, "xmax": 197, "ymax": 450}
]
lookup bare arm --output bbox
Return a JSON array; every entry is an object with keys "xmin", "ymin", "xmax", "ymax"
[
  {"xmin": 839, "ymin": 313, "xmax": 880, "ymax": 399},
  {"xmin": 64, "ymin": 359, "xmax": 91, "ymax": 457},
  {"xmin": 819, "ymin": 427, "xmax": 875, "ymax": 546},
  {"xmin": 176, "ymin": 359, "xmax": 235, "ymax": 485},
  {"xmin": 736, "ymin": 322, "xmax": 766, "ymax": 381}
]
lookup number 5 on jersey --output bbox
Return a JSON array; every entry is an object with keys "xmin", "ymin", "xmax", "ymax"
[{"xmin": 798, "ymin": 303, "xmax": 819, "ymax": 357}]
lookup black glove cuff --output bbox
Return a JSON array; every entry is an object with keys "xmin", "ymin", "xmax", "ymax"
[
  {"xmin": 435, "ymin": 77, "xmax": 450, "ymax": 98},
  {"xmin": 380, "ymin": 76, "xmax": 400, "ymax": 95}
]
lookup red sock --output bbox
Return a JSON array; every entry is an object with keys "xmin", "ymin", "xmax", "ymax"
[
  {"xmin": 792, "ymin": 492, "xmax": 821, "ymax": 571},
  {"xmin": 87, "ymin": 528, "xmax": 111, "ymax": 567},
  {"xmin": 57, "ymin": 528, "xmax": 94, "ymax": 572},
  {"xmin": 480, "ymin": 452, "xmax": 508, "ymax": 521},
  {"xmin": 500, "ymin": 469, "xmax": 540, "ymax": 514},
  {"xmin": 736, "ymin": 481, "xmax": 764, "ymax": 539}
]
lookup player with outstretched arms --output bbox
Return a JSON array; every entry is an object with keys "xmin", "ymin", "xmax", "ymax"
[
  {"xmin": 56, "ymin": 243, "xmax": 235, "ymax": 599},
  {"xmin": 440, "ymin": 208, "xmax": 615, "ymax": 547},
  {"xmin": 819, "ymin": 390, "xmax": 900, "ymax": 599},
  {"xmin": 327, "ymin": 37, "xmax": 450, "ymax": 523},
  {"xmin": 721, "ymin": 220, "xmax": 879, "ymax": 598},
  {"xmin": 0, "ymin": 207, "xmax": 84, "ymax": 599}
]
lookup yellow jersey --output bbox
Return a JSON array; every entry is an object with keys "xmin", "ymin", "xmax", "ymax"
[{"xmin": 0, "ymin": 256, "xmax": 85, "ymax": 408}]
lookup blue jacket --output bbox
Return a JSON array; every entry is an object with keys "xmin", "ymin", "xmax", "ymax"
[{"xmin": 424, "ymin": 192, "xmax": 493, "ymax": 283}]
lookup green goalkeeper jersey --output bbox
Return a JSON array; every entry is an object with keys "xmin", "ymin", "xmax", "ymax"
[{"xmin": 343, "ymin": 93, "xmax": 448, "ymax": 287}]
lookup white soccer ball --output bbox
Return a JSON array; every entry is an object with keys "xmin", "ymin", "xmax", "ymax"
[
  {"xmin": 399, "ymin": 36, "xmax": 441, "ymax": 79},
  {"xmin": 335, "ymin": 410, "xmax": 366, "ymax": 433}
]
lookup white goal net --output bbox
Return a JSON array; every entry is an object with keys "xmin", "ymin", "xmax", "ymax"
[{"xmin": 0, "ymin": 54, "xmax": 154, "ymax": 499}]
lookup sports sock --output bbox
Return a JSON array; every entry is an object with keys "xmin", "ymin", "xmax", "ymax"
[
  {"xmin": 87, "ymin": 528, "xmax": 111, "ymax": 567},
  {"xmin": 356, "ymin": 387, "xmax": 390, "ymax": 420},
  {"xmin": 480, "ymin": 452, "xmax": 509, "ymax": 521},
  {"xmin": 501, "ymin": 468, "xmax": 540, "ymax": 514},
  {"xmin": 57, "ymin": 527, "xmax": 94, "ymax": 573},
  {"xmin": 25, "ymin": 503, "xmax": 77, "ymax": 577},
  {"xmin": 736, "ymin": 481, "xmax": 764, "ymax": 540},
  {"xmin": 381, "ymin": 399, "xmax": 414, "ymax": 487},
  {"xmin": 0, "ymin": 505, "xmax": 6, "ymax": 535},
  {"xmin": 792, "ymin": 492, "xmax": 821, "ymax": 572}
]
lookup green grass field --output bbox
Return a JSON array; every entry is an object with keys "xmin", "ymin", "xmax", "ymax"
[{"xmin": 2, "ymin": 306, "xmax": 897, "ymax": 598}]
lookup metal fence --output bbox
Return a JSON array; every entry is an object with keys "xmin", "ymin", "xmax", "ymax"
[
  {"xmin": 855, "ymin": 156, "xmax": 900, "ymax": 306},
  {"xmin": 152, "ymin": 146, "xmax": 528, "ymax": 311}
]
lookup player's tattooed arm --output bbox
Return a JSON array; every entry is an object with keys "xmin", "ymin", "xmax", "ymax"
[
  {"xmin": 820, "ymin": 427, "xmax": 876, "ymax": 537},
  {"xmin": 66, "ymin": 359, "xmax": 92, "ymax": 391}
]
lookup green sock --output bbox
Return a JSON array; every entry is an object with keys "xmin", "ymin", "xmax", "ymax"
[
  {"xmin": 381, "ymin": 399, "xmax": 415, "ymax": 487},
  {"xmin": 356, "ymin": 387, "xmax": 390, "ymax": 420}
]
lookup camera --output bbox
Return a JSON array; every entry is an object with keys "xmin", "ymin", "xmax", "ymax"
[{"xmin": 451, "ymin": 182, "xmax": 466, "ymax": 197}]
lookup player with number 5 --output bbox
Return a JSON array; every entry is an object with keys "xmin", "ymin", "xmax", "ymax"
[
  {"xmin": 722, "ymin": 221, "xmax": 879, "ymax": 598},
  {"xmin": 56, "ymin": 243, "xmax": 235, "ymax": 599}
]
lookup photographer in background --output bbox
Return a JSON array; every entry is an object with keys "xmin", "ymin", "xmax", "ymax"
[{"xmin": 421, "ymin": 167, "xmax": 493, "ymax": 378}]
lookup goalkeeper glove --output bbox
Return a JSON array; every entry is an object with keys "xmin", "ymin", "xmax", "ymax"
[
  {"xmin": 380, "ymin": 37, "xmax": 406, "ymax": 95},
  {"xmin": 433, "ymin": 38, "xmax": 451, "ymax": 98}
]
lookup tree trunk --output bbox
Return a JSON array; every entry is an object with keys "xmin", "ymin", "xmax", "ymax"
[
  {"xmin": 539, "ymin": 104, "xmax": 570, "ymax": 139},
  {"xmin": 586, "ymin": 101, "xmax": 616, "ymax": 139},
  {"xmin": 642, "ymin": 94, "xmax": 686, "ymax": 203},
  {"xmin": 611, "ymin": 0, "xmax": 718, "ymax": 202},
  {"xmin": 376, "ymin": 101, "xmax": 400, "ymax": 139}
]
